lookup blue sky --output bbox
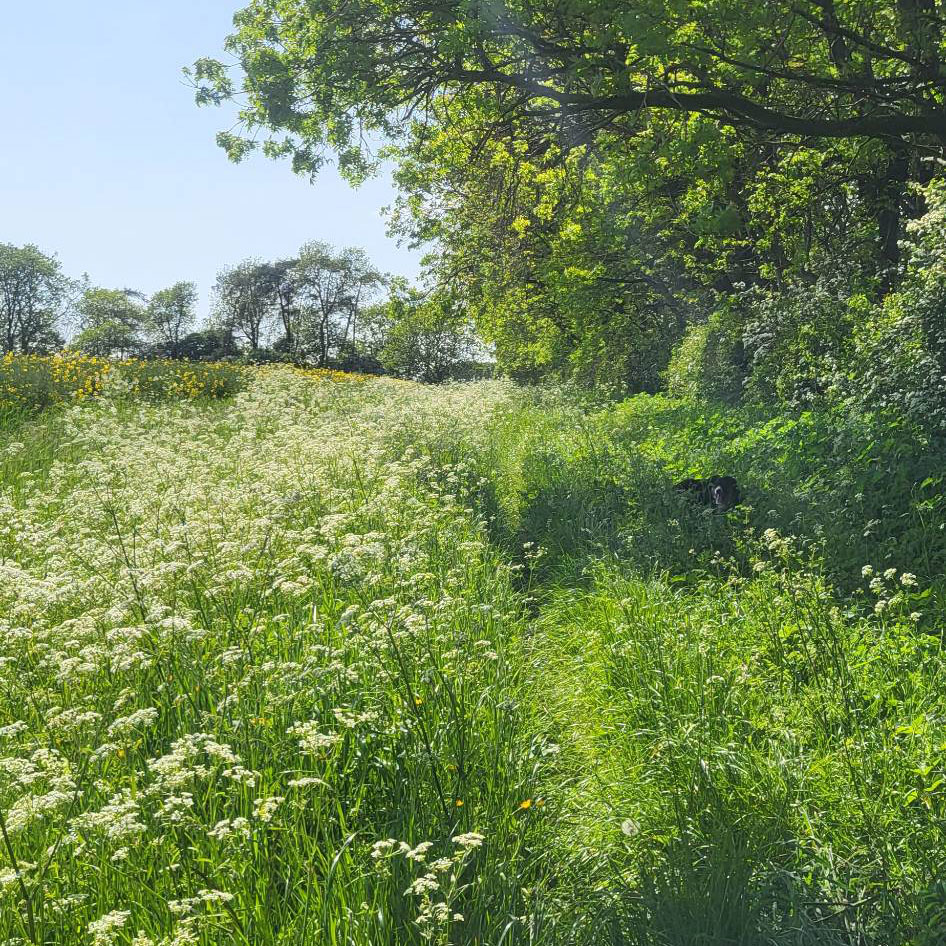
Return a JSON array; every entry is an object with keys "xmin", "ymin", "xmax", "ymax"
[{"xmin": 0, "ymin": 1, "xmax": 422, "ymax": 318}]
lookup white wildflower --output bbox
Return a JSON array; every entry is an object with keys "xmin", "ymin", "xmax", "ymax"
[
  {"xmin": 88, "ymin": 910, "xmax": 131, "ymax": 946},
  {"xmin": 405, "ymin": 873, "xmax": 440, "ymax": 896},
  {"xmin": 451, "ymin": 832, "xmax": 484, "ymax": 850},
  {"xmin": 253, "ymin": 795, "xmax": 284, "ymax": 823}
]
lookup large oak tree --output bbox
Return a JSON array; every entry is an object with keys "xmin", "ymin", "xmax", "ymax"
[{"xmin": 194, "ymin": 0, "xmax": 946, "ymax": 164}]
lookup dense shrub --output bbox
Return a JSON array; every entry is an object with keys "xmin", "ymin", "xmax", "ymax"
[
  {"xmin": 741, "ymin": 275, "xmax": 858, "ymax": 407},
  {"xmin": 169, "ymin": 327, "xmax": 240, "ymax": 362},
  {"xmin": 662, "ymin": 179, "xmax": 946, "ymax": 431},
  {"xmin": 595, "ymin": 395, "xmax": 946, "ymax": 588},
  {"xmin": 844, "ymin": 181, "xmax": 946, "ymax": 430}
]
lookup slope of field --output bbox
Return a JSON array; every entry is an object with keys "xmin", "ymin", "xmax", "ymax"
[{"xmin": 2, "ymin": 369, "xmax": 946, "ymax": 945}]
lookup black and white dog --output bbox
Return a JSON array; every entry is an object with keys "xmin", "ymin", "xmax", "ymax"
[{"xmin": 674, "ymin": 475, "xmax": 741, "ymax": 512}]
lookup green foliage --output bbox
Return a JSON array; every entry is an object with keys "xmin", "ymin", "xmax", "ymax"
[
  {"xmin": 73, "ymin": 288, "xmax": 147, "ymax": 357},
  {"xmin": 0, "ymin": 243, "xmax": 71, "ymax": 354},
  {"xmin": 660, "ymin": 177, "xmax": 946, "ymax": 424},
  {"xmin": 146, "ymin": 282, "xmax": 198, "ymax": 357},
  {"xmin": 175, "ymin": 326, "xmax": 240, "ymax": 362},
  {"xmin": 196, "ymin": 0, "xmax": 945, "ymax": 397},
  {"xmin": 594, "ymin": 395, "xmax": 946, "ymax": 585},
  {"xmin": 370, "ymin": 286, "xmax": 483, "ymax": 383},
  {"xmin": 4, "ymin": 371, "xmax": 946, "ymax": 943},
  {"xmin": 844, "ymin": 180, "xmax": 946, "ymax": 430},
  {"xmin": 213, "ymin": 259, "xmax": 278, "ymax": 352},
  {"xmin": 71, "ymin": 321, "xmax": 141, "ymax": 358},
  {"xmin": 664, "ymin": 304, "xmax": 747, "ymax": 404},
  {"xmin": 213, "ymin": 244, "xmax": 384, "ymax": 365},
  {"xmin": 291, "ymin": 242, "xmax": 384, "ymax": 366},
  {"xmin": 195, "ymin": 0, "xmax": 945, "ymax": 178}
]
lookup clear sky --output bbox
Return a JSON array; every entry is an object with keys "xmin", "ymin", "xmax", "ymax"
[{"xmin": 0, "ymin": 1, "xmax": 422, "ymax": 318}]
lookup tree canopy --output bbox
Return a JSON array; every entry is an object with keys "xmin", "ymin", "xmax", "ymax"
[
  {"xmin": 212, "ymin": 244, "xmax": 385, "ymax": 364},
  {"xmin": 193, "ymin": 0, "xmax": 946, "ymax": 395},
  {"xmin": 0, "ymin": 244, "xmax": 70, "ymax": 354},
  {"xmin": 147, "ymin": 282, "xmax": 199, "ymax": 357},
  {"xmin": 73, "ymin": 288, "xmax": 146, "ymax": 358},
  {"xmin": 194, "ymin": 0, "xmax": 946, "ymax": 170}
]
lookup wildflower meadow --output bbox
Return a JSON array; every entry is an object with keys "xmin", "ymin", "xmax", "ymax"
[
  {"xmin": 8, "ymin": 0, "xmax": 946, "ymax": 939},
  {"xmin": 2, "ymin": 367, "xmax": 946, "ymax": 945}
]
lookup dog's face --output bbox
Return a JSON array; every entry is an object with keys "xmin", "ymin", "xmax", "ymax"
[
  {"xmin": 676, "ymin": 475, "xmax": 741, "ymax": 512},
  {"xmin": 710, "ymin": 476, "xmax": 740, "ymax": 511}
]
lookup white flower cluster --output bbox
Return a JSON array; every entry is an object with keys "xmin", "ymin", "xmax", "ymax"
[
  {"xmin": 371, "ymin": 832, "xmax": 486, "ymax": 939},
  {"xmin": 862, "ymin": 565, "xmax": 924, "ymax": 619},
  {"xmin": 0, "ymin": 371, "xmax": 522, "ymax": 942}
]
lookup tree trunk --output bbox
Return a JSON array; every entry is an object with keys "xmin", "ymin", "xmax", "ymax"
[{"xmin": 873, "ymin": 146, "xmax": 911, "ymax": 292}]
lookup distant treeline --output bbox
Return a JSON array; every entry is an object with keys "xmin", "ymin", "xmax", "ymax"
[{"xmin": 0, "ymin": 240, "xmax": 489, "ymax": 382}]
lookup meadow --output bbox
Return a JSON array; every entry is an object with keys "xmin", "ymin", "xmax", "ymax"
[{"xmin": 2, "ymin": 362, "xmax": 945, "ymax": 945}]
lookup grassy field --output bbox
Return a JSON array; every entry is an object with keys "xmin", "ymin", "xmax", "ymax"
[{"xmin": 2, "ymin": 365, "xmax": 945, "ymax": 945}]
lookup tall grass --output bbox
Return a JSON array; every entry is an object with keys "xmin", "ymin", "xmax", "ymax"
[
  {"xmin": 0, "ymin": 374, "xmax": 556, "ymax": 946},
  {"xmin": 489, "ymin": 391, "xmax": 946, "ymax": 944},
  {"xmin": 2, "ymin": 369, "xmax": 945, "ymax": 944}
]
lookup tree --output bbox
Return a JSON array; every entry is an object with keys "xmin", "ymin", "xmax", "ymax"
[
  {"xmin": 195, "ymin": 0, "xmax": 946, "ymax": 265},
  {"xmin": 72, "ymin": 288, "xmax": 146, "ymax": 357},
  {"xmin": 177, "ymin": 327, "xmax": 240, "ymax": 361},
  {"xmin": 147, "ymin": 282, "xmax": 198, "ymax": 357},
  {"xmin": 71, "ymin": 322, "xmax": 141, "ymax": 358},
  {"xmin": 270, "ymin": 259, "xmax": 300, "ymax": 357},
  {"xmin": 374, "ymin": 285, "xmax": 483, "ymax": 382},
  {"xmin": 214, "ymin": 260, "xmax": 278, "ymax": 351},
  {"xmin": 196, "ymin": 0, "xmax": 946, "ymax": 164},
  {"xmin": 0, "ymin": 243, "xmax": 71, "ymax": 353},
  {"xmin": 193, "ymin": 0, "xmax": 946, "ymax": 394},
  {"xmin": 388, "ymin": 117, "xmax": 703, "ymax": 390},
  {"xmin": 293, "ymin": 243, "xmax": 383, "ymax": 365}
]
